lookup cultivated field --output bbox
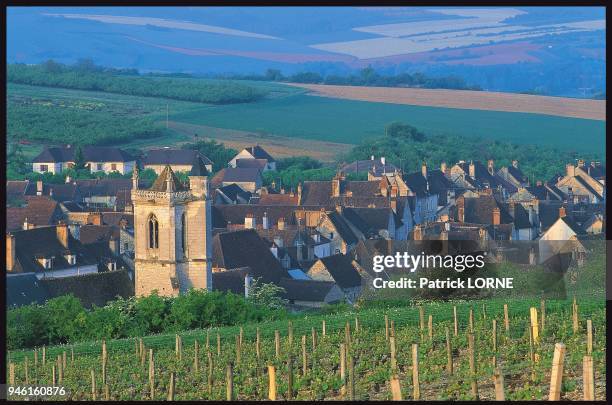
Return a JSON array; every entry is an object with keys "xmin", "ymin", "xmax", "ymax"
[
  {"xmin": 6, "ymin": 297, "xmax": 606, "ymax": 401},
  {"xmin": 166, "ymin": 121, "xmax": 352, "ymax": 163},
  {"xmin": 286, "ymin": 83, "xmax": 606, "ymax": 121}
]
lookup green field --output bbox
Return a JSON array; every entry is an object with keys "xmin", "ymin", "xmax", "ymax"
[{"xmin": 7, "ymin": 80, "xmax": 605, "ymax": 157}]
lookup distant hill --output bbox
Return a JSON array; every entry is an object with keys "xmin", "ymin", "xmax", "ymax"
[{"xmin": 7, "ymin": 6, "xmax": 605, "ymax": 98}]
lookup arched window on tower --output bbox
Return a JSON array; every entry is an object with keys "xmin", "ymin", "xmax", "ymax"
[
  {"xmin": 181, "ymin": 212, "xmax": 187, "ymax": 257},
  {"xmin": 148, "ymin": 214, "xmax": 159, "ymax": 249}
]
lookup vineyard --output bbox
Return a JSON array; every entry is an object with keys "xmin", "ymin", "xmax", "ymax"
[{"xmin": 6, "ymin": 297, "xmax": 606, "ymax": 401}]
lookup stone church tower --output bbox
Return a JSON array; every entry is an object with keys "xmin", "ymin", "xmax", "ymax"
[{"xmin": 132, "ymin": 158, "xmax": 212, "ymax": 296}]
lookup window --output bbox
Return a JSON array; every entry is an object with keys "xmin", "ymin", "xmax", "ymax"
[
  {"xmin": 181, "ymin": 212, "xmax": 187, "ymax": 257},
  {"xmin": 97, "ymin": 163, "xmax": 104, "ymax": 171},
  {"xmin": 40, "ymin": 164, "xmax": 48, "ymax": 172},
  {"xmin": 111, "ymin": 163, "xmax": 117, "ymax": 171},
  {"xmin": 148, "ymin": 214, "xmax": 159, "ymax": 249}
]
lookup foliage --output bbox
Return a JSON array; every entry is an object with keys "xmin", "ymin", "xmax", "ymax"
[
  {"xmin": 228, "ymin": 65, "xmax": 481, "ymax": 90},
  {"xmin": 181, "ymin": 139, "xmax": 237, "ymax": 173},
  {"xmin": 8, "ymin": 62, "xmax": 267, "ymax": 105},
  {"xmin": 7, "ymin": 290, "xmax": 286, "ymax": 350},
  {"xmin": 247, "ymin": 278, "xmax": 288, "ymax": 310}
]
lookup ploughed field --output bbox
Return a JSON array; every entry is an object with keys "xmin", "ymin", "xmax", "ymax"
[
  {"xmin": 287, "ymin": 83, "xmax": 606, "ymax": 121},
  {"xmin": 6, "ymin": 297, "xmax": 606, "ymax": 401}
]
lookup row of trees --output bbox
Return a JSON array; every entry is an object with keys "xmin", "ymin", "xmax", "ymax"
[
  {"xmin": 230, "ymin": 66, "xmax": 482, "ymax": 90},
  {"xmin": 8, "ymin": 282, "xmax": 288, "ymax": 350},
  {"xmin": 8, "ymin": 61, "xmax": 267, "ymax": 105}
]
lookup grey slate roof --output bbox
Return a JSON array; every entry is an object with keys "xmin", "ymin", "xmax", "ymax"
[{"xmin": 144, "ymin": 148, "xmax": 212, "ymax": 166}]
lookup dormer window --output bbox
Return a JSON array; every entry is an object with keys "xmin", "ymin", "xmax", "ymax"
[
  {"xmin": 65, "ymin": 253, "xmax": 76, "ymax": 265},
  {"xmin": 37, "ymin": 256, "xmax": 53, "ymax": 269},
  {"xmin": 107, "ymin": 261, "xmax": 117, "ymax": 271}
]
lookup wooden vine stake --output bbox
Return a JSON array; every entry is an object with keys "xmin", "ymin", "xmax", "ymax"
[
  {"xmin": 104, "ymin": 384, "xmax": 110, "ymax": 401},
  {"xmin": 492, "ymin": 319, "xmax": 497, "ymax": 352},
  {"xmin": 24, "ymin": 356, "xmax": 29, "ymax": 385},
  {"xmin": 91, "ymin": 369, "xmax": 96, "ymax": 400},
  {"xmin": 287, "ymin": 356, "xmax": 294, "ymax": 400},
  {"xmin": 101, "ymin": 340, "xmax": 107, "ymax": 385},
  {"xmin": 390, "ymin": 375, "xmax": 403, "ymax": 400},
  {"xmin": 572, "ymin": 298, "xmax": 579, "ymax": 333},
  {"xmin": 468, "ymin": 333, "xmax": 478, "ymax": 399},
  {"xmin": 256, "ymin": 327, "xmax": 261, "ymax": 360},
  {"xmin": 348, "ymin": 355, "xmax": 356, "ymax": 400},
  {"xmin": 62, "ymin": 351, "xmax": 67, "ymax": 370},
  {"xmin": 390, "ymin": 336, "xmax": 397, "ymax": 372},
  {"xmin": 453, "ymin": 306, "xmax": 458, "ymax": 336},
  {"xmin": 355, "ymin": 317, "xmax": 359, "ymax": 333},
  {"xmin": 167, "ymin": 372, "xmax": 175, "ymax": 401},
  {"xmin": 503, "ymin": 304, "xmax": 509, "ymax": 332},
  {"xmin": 412, "ymin": 344, "xmax": 420, "ymax": 400},
  {"xmin": 469, "ymin": 308, "xmax": 474, "ymax": 333},
  {"xmin": 322, "ymin": 320, "xmax": 326, "ymax": 337},
  {"xmin": 52, "ymin": 365, "xmax": 56, "ymax": 386},
  {"xmin": 235, "ymin": 335, "xmax": 241, "ymax": 365},
  {"xmin": 57, "ymin": 355, "xmax": 63, "ymax": 384},
  {"xmin": 71, "ymin": 347, "xmax": 74, "ymax": 365},
  {"xmin": 582, "ymin": 355, "xmax": 595, "ymax": 400},
  {"xmin": 445, "ymin": 327, "xmax": 453, "ymax": 375},
  {"xmin": 226, "ymin": 362, "xmax": 234, "ymax": 401},
  {"xmin": 586, "ymin": 319, "xmax": 593, "ymax": 355},
  {"xmin": 9, "ymin": 362, "xmax": 15, "ymax": 385},
  {"xmin": 385, "ymin": 314, "xmax": 390, "ymax": 341},
  {"xmin": 541, "ymin": 299, "xmax": 546, "ymax": 333},
  {"xmin": 275, "ymin": 330, "xmax": 281, "ymax": 359},
  {"xmin": 312, "ymin": 327, "xmax": 317, "ymax": 350},
  {"xmin": 217, "ymin": 333, "xmax": 221, "ymax": 356},
  {"xmin": 206, "ymin": 330, "xmax": 210, "ymax": 351},
  {"xmin": 207, "ymin": 352, "xmax": 213, "ymax": 395},
  {"xmin": 340, "ymin": 343, "xmax": 347, "ymax": 397},
  {"xmin": 530, "ymin": 307, "xmax": 540, "ymax": 344},
  {"xmin": 240, "ymin": 326, "xmax": 244, "ymax": 348},
  {"xmin": 419, "ymin": 306, "xmax": 425, "ymax": 341},
  {"xmin": 288, "ymin": 321, "xmax": 293, "ymax": 347},
  {"xmin": 548, "ymin": 343, "xmax": 566, "ymax": 401},
  {"xmin": 42, "ymin": 346, "xmax": 46, "ymax": 366},
  {"xmin": 493, "ymin": 367, "xmax": 505, "ymax": 400},
  {"xmin": 194, "ymin": 339, "xmax": 199, "ymax": 373},
  {"xmin": 302, "ymin": 335, "xmax": 307, "ymax": 376},
  {"xmin": 148, "ymin": 349, "xmax": 154, "ymax": 400},
  {"xmin": 428, "ymin": 315, "xmax": 433, "ymax": 341},
  {"xmin": 267, "ymin": 364, "xmax": 276, "ymax": 400}
]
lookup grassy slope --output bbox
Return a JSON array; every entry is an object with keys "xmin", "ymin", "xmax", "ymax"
[
  {"xmin": 8, "ymin": 296, "xmax": 605, "ymax": 362},
  {"xmin": 7, "ymin": 81, "xmax": 605, "ymax": 157}
]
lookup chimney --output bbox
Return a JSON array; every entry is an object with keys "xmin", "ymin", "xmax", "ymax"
[
  {"xmin": 371, "ymin": 155, "xmax": 374, "ymax": 161},
  {"xmin": 90, "ymin": 212, "xmax": 103, "ymax": 226},
  {"xmin": 512, "ymin": 160, "xmax": 519, "ymax": 169},
  {"xmin": 23, "ymin": 217, "xmax": 29, "ymax": 230},
  {"xmin": 36, "ymin": 180, "xmax": 43, "ymax": 196},
  {"xmin": 457, "ymin": 197, "xmax": 465, "ymax": 223},
  {"xmin": 332, "ymin": 174, "xmax": 341, "ymax": 197},
  {"xmin": 440, "ymin": 162, "xmax": 447, "ymax": 174},
  {"xmin": 262, "ymin": 212, "xmax": 269, "ymax": 229},
  {"xmin": 492, "ymin": 207, "xmax": 501, "ymax": 225},
  {"xmin": 245, "ymin": 213, "xmax": 256, "ymax": 229},
  {"xmin": 390, "ymin": 184, "xmax": 398, "ymax": 198},
  {"xmin": 421, "ymin": 162, "xmax": 427, "ymax": 178},
  {"xmin": 468, "ymin": 161, "xmax": 475, "ymax": 178},
  {"xmin": 277, "ymin": 217, "xmax": 285, "ymax": 230},
  {"xmin": 65, "ymin": 175, "xmax": 72, "ymax": 184},
  {"xmin": 56, "ymin": 221, "xmax": 69, "ymax": 249},
  {"xmin": 244, "ymin": 274, "xmax": 253, "ymax": 298},
  {"xmin": 487, "ymin": 159, "xmax": 495, "ymax": 175},
  {"xmin": 381, "ymin": 157, "xmax": 386, "ymax": 166},
  {"xmin": 297, "ymin": 183, "xmax": 302, "ymax": 205},
  {"xmin": 335, "ymin": 204, "xmax": 343, "ymax": 215},
  {"xmin": 559, "ymin": 206, "xmax": 566, "ymax": 218},
  {"xmin": 566, "ymin": 163, "xmax": 575, "ymax": 177},
  {"xmin": 6, "ymin": 233, "xmax": 16, "ymax": 272},
  {"xmin": 413, "ymin": 224, "xmax": 423, "ymax": 241},
  {"xmin": 109, "ymin": 235, "xmax": 120, "ymax": 257},
  {"xmin": 508, "ymin": 202, "xmax": 515, "ymax": 218},
  {"xmin": 280, "ymin": 187, "xmax": 285, "ymax": 195}
]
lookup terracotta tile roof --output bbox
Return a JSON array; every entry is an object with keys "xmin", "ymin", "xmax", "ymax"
[
  {"xmin": 258, "ymin": 193, "xmax": 299, "ymax": 206},
  {"xmin": 6, "ymin": 197, "xmax": 62, "ymax": 232}
]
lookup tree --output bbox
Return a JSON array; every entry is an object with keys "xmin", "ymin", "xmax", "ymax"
[
  {"xmin": 385, "ymin": 122, "xmax": 426, "ymax": 142},
  {"xmin": 73, "ymin": 145, "xmax": 86, "ymax": 170},
  {"xmin": 265, "ymin": 68, "xmax": 284, "ymax": 81},
  {"xmin": 247, "ymin": 278, "xmax": 288, "ymax": 310}
]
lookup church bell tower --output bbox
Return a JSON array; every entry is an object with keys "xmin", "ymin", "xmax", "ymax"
[{"xmin": 132, "ymin": 158, "xmax": 212, "ymax": 296}]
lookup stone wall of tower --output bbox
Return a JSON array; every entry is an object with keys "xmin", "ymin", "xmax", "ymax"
[{"xmin": 135, "ymin": 260, "xmax": 178, "ymax": 297}]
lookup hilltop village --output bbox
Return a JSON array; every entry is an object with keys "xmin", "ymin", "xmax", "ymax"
[{"xmin": 6, "ymin": 144, "xmax": 605, "ymax": 308}]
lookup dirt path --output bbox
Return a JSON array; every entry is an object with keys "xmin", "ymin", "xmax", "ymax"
[
  {"xmin": 286, "ymin": 83, "xmax": 606, "ymax": 121},
  {"xmin": 166, "ymin": 121, "xmax": 353, "ymax": 162}
]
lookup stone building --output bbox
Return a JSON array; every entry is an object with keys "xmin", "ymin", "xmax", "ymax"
[{"xmin": 132, "ymin": 161, "xmax": 212, "ymax": 297}]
